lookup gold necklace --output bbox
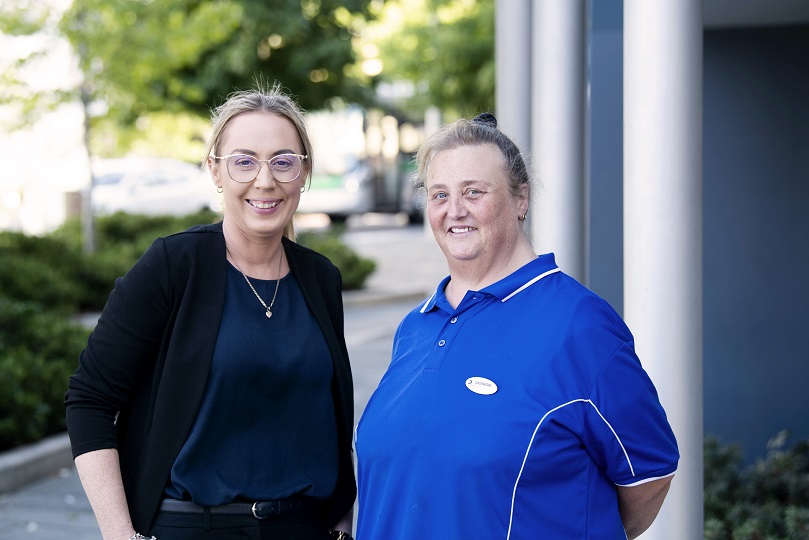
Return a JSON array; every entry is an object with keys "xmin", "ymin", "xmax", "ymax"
[{"xmin": 226, "ymin": 246, "xmax": 283, "ymax": 319}]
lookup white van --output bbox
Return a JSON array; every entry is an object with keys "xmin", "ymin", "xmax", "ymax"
[{"xmin": 91, "ymin": 157, "xmax": 220, "ymax": 216}]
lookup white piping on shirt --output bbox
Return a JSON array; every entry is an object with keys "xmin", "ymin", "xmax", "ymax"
[
  {"xmin": 617, "ymin": 471, "xmax": 676, "ymax": 488},
  {"xmin": 419, "ymin": 267, "xmax": 561, "ymax": 314},
  {"xmin": 419, "ymin": 292, "xmax": 436, "ymax": 313},
  {"xmin": 501, "ymin": 267, "xmax": 561, "ymax": 302},
  {"xmin": 506, "ymin": 398, "xmax": 634, "ymax": 539}
]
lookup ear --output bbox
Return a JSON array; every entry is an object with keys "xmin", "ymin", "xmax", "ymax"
[
  {"xmin": 299, "ymin": 160, "xmax": 312, "ymax": 191},
  {"xmin": 207, "ymin": 156, "xmax": 220, "ymax": 187},
  {"xmin": 517, "ymin": 182, "xmax": 530, "ymax": 214}
]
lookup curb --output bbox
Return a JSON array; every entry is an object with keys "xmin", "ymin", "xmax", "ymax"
[{"xmin": 0, "ymin": 432, "xmax": 73, "ymax": 494}]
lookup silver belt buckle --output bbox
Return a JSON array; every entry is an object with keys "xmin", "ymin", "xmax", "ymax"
[{"xmin": 252, "ymin": 501, "xmax": 262, "ymax": 519}]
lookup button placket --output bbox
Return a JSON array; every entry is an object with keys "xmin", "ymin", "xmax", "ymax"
[
  {"xmin": 425, "ymin": 295, "xmax": 488, "ymax": 371},
  {"xmin": 424, "ymin": 312, "xmax": 464, "ymax": 370}
]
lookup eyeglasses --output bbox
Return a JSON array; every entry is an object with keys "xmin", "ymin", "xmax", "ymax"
[{"xmin": 213, "ymin": 153, "xmax": 308, "ymax": 183}]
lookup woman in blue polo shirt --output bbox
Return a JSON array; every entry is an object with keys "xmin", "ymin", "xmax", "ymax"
[{"xmin": 355, "ymin": 113, "xmax": 679, "ymax": 539}]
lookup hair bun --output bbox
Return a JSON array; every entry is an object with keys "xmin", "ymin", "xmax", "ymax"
[{"xmin": 472, "ymin": 112, "xmax": 497, "ymax": 128}]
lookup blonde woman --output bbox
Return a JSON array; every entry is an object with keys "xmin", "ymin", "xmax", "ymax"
[{"xmin": 67, "ymin": 85, "xmax": 355, "ymax": 540}]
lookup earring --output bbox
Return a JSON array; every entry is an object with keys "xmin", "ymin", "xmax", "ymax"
[
  {"xmin": 300, "ymin": 185, "xmax": 306, "ymax": 193},
  {"xmin": 216, "ymin": 186, "xmax": 223, "ymax": 193},
  {"xmin": 518, "ymin": 212, "xmax": 527, "ymax": 221}
]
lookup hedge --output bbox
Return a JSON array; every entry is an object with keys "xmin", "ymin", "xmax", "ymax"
[
  {"xmin": 0, "ymin": 297, "xmax": 88, "ymax": 450},
  {"xmin": 704, "ymin": 432, "xmax": 809, "ymax": 539}
]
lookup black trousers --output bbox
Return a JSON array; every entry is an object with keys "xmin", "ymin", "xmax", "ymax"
[{"xmin": 148, "ymin": 506, "xmax": 333, "ymax": 540}]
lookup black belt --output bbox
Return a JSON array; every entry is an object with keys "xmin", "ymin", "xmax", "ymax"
[{"xmin": 158, "ymin": 497, "xmax": 314, "ymax": 519}]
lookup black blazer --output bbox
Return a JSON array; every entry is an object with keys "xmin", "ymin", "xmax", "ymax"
[{"xmin": 66, "ymin": 221, "xmax": 356, "ymax": 530}]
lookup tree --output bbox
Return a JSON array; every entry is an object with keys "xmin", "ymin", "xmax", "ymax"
[
  {"xmin": 358, "ymin": 0, "xmax": 495, "ymax": 120},
  {"xmin": 59, "ymin": 0, "xmax": 377, "ymax": 126},
  {"xmin": 0, "ymin": 0, "xmax": 72, "ymax": 127},
  {"xmin": 2, "ymin": 0, "xmax": 382, "ymax": 249}
]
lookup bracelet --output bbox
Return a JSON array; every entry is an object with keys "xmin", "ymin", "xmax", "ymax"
[
  {"xmin": 330, "ymin": 532, "xmax": 353, "ymax": 540},
  {"xmin": 129, "ymin": 534, "xmax": 156, "ymax": 540}
]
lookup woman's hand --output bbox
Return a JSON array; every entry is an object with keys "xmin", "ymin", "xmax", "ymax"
[{"xmin": 330, "ymin": 507, "xmax": 354, "ymax": 538}]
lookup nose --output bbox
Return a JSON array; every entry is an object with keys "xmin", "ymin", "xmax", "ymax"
[
  {"xmin": 447, "ymin": 193, "xmax": 468, "ymax": 219},
  {"xmin": 252, "ymin": 161, "xmax": 278, "ymax": 188}
]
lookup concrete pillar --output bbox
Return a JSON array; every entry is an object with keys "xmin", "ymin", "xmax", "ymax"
[
  {"xmin": 531, "ymin": 0, "xmax": 587, "ymax": 283},
  {"xmin": 495, "ymin": 0, "xmax": 532, "ymax": 156},
  {"xmin": 623, "ymin": 1, "xmax": 703, "ymax": 538}
]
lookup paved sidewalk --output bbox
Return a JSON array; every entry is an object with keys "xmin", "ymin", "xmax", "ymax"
[
  {"xmin": 0, "ymin": 465, "xmax": 96, "ymax": 539},
  {"xmin": 0, "ymin": 221, "xmax": 447, "ymax": 539}
]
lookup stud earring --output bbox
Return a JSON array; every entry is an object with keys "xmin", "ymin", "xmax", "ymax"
[{"xmin": 518, "ymin": 212, "xmax": 527, "ymax": 221}]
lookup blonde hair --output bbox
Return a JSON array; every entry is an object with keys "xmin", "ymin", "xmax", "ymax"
[
  {"xmin": 414, "ymin": 113, "xmax": 531, "ymax": 202},
  {"xmin": 205, "ymin": 83, "xmax": 312, "ymax": 240}
]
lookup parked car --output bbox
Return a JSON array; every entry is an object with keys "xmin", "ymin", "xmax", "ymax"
[
  {"xmin": 296, "ymin": 155, "xmax": 375, "ymax": 222},
  {"xmin": 91, "ymin": 157, "xmax": 220, "ymax": 216}
]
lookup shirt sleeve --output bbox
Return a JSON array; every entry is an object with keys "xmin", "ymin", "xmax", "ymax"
[
  {"xmin": 65, "ymin": 237, "xmax": 173, "ymax": 458},
  {"xmin": 581, "ymin": 342, "xmax": 680, "ymax": 486}
]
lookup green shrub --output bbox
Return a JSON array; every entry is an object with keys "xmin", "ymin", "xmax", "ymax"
[
  {"xmin": 705, "ymin": 432, "xmax": 809, "ymax": 539},
  {"xmin": 0, "ymin": 297, "xmax": 88, "ymax": 451},
  {"xmin": 297, "ymin": 228, "xmax": 376, "ymax": 290},
  {"xmin": 51, "ymin": 209, "xmax": 223, "ymax": 310},
  {"xmin": 94, "ymin": 209, "xmax": 221, "ymax": 251},
  {"xmin": 0, "ymin": 231, "xmax": 86, "ymax": 313}
]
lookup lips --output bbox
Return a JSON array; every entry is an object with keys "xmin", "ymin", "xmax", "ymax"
[{"xmin": 248, "ymin": 200, "xmax": 279, "ymax": 209}]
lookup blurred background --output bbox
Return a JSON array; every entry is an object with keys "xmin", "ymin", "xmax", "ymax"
[
  {"xmin": 0, "ymin": 0, "xmax": 807, "ymax": 538},
  {"xmin": 0, "ymin": 0, "xmax": 480, "ymax": 234}
]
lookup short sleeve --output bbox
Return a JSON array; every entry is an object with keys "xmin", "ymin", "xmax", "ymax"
[{"xmin": 582, "ymin": 342, "xmax": 679, "ymax": 486}]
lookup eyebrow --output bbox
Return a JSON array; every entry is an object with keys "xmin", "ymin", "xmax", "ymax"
[
  {"xmin": 427, "ymin": 179, "xmax": 494, "ymax": 190},
  {"xmin": 229, "ymin": 149, "xmax": 298, "ymax": 157}
]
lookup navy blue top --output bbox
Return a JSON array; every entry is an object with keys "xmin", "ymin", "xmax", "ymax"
[{"xmin": 165, "ymin": 263, "xmax": 338, "ymax": 505}]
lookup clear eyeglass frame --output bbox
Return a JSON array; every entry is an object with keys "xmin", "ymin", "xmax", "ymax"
[{"xmin": 213, "ymin": 153, "xmax": 308, "ymax": 183}]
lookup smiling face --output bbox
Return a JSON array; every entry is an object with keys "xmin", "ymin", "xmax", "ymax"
[
  {"xmin": 425, "ymin": 143, "xmax": 529, "ymax": 274},
  {"xmin": 209, "ymin": 111, "xmax": 308, "ymax": 242}
]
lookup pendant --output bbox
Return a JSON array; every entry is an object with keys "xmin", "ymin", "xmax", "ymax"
[{"xmin": 266, "ymin": 309, "xmax": 273, "ymax": 318}]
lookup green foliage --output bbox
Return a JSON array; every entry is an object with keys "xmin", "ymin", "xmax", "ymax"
[
  {"xmin": 0, "ymin": 1, "xmax": 49, "ymax": 35},
  {"xmin": 0, "ymin": 231, "xmax": 86, "ymax": 313},
  {"xmin": 0, "ymin": 298, "xmax": 89, "ymax": 451},
  {"xmin": 368, "ymin": 0, "xmax": 494, "ymax": 119},
  {"xmin": 704, "ymin": 433, "xmax": 809, "ymax": 539},
  {"xmin": 93, "ymin": 210, "xmax": 221, "ymax": 252},
  {"xmin": 0, "ymin": 0, "xmax": 74, "ymax": 127},
  {"xmin": 59, "ymin": 0, "xmax": 376, "ymax": 128},
  {"xmin": 297, "ymin": 227, "xmax": 376, "ymax": 290},
  {"xmin": 1, "ymin": 210, "xmax": 222, "ymax": 315},
  {"xmin": 53, "ymin": 209, "xmax": 224, "ymax": 309}
]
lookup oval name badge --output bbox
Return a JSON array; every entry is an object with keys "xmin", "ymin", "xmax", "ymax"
[{"xmin": 465, "ymin": 376, "xmax": 498, "ymax": 395}]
